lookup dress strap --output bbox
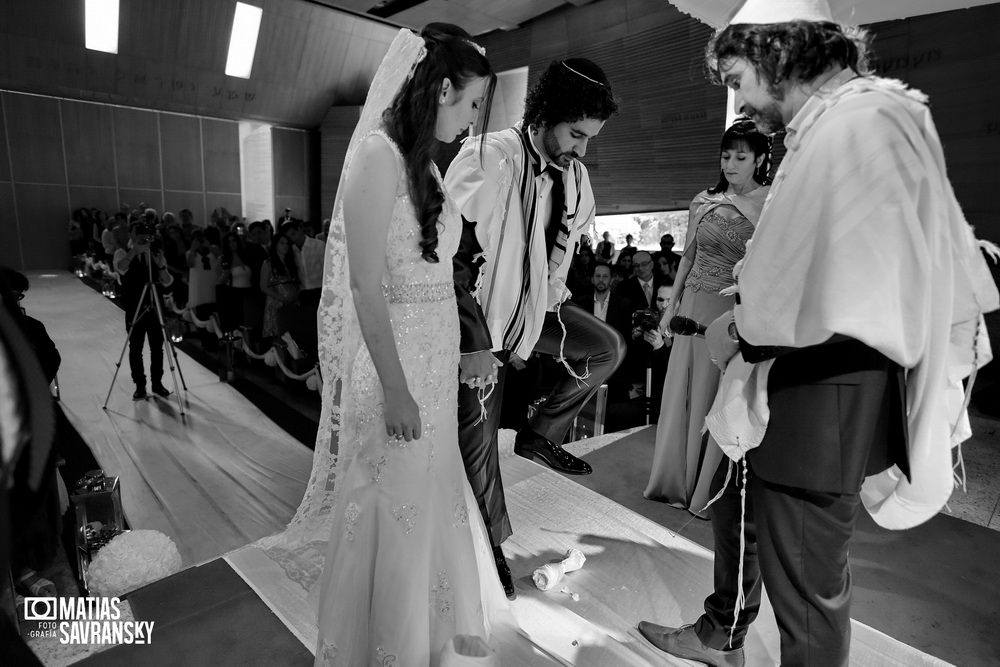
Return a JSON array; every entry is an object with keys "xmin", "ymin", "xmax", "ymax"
[{"xmin": 365, "ymin": 129, "xmax": 408, "ymax": 197}]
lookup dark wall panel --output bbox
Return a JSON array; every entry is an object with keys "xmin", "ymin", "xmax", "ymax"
[
  {"xmin": 206, "ymin": 193, "xmax": 242, "ymax": 223},
  {"xmin": 69, "ymin": 186, "xmax": 119, "ymax": 214},
  {"xmin": 202, "ymin": 118, "xmax": 240, "ymax": 194},
  {"xmin": 16, "ymin": 183, "xmax": 69, "ymax": 269},
  {"xmin": 118, "ymin": 188, "xmax": 163, "ymax": 213},
  {"xmin": 3, "ymin": 92, "xmax": 65, "ymax": 185},
  {"xmin": 0, "ymin": 182, "xmax": 21, "ymax": 268},
  {"xmin": 274, "ymin": 196, "xmax": 310, "ymax": 224},
  {"xmin": 273, "ymin": 128, "xmax": 307, "ymax": 197},
  {"xmin": 160, "ymin": 113, "xmax": 203, "ymax": 192},
  {"xmin": 62, "ymin": 100, "xmax": 116, "ymax": 186},
  {"xmin": 114, "ymin": 107, "xmax": 161, "ymax": 190},
  {"xmin": 163, "ymin": 190, "xmax": 206, "ymax": 226},
  {"xmin": 0, "ymin": 103, "xmax": 10, "ymax": 183}
]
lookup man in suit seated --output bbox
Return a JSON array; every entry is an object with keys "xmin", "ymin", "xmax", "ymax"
[{"xmin": 614, "ymin": 250, "xmax": 659, "ymax": 311}]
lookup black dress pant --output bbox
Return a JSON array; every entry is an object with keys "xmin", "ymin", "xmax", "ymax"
[
  {"xmin": 127, "ymin": 311, "xmax": 163, "ymax": 387},
  {"xmin": 456, "ymin": 301, "xmax": 625, "ymax": 546},
  {"xmin": 694, "ymin": 461, "xmax": 858, "ymax": 666}
]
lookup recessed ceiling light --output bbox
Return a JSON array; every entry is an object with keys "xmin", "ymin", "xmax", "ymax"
[
  {"xmin": 225, "ymin": 2, "xmax": 263, "ymax": 79},
  {"xmin": 85, "ymin": 0, "xmax": 119, "ymax": 54}
]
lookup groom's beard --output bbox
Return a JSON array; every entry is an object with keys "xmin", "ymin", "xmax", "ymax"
[{"xmin": 743, "ymin": 101, "xmax": 785, "ymax": 135}]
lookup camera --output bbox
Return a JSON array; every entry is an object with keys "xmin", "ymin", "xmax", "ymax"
[
  {"xmin": 632, "ymin": 308, "xmax": 660, "ymax": 333},
  {"xmin": 134, "ymin": 220, "xmax": 157, "ymax": 242}
]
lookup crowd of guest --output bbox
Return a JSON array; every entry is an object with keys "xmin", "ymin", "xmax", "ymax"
[{"xmin": 72, "ymin": 204, "xmax": 329, "ymax": 393}]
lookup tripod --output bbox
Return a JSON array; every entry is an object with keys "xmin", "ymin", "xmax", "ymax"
[{"xmin": 103, "ymin": 247, "xmax": 188, "ymax": 419}]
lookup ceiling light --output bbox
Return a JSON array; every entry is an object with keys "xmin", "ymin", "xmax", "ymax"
[
  {"xmin": 226, "ymin": 2, "xmax": 263, "ymax": 79},
  {"xmin": 85, "ymin": 0, "xmax": 119, "ymax": 54}
]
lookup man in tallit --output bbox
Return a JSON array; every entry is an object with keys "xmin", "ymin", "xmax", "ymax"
[
  {"xmin": 446, "ymin": 59, "xmax": 625, "ymax": 599},
  {"xmin": 639, "ymin": 1, "xmax": 999, "ymax": 665}
]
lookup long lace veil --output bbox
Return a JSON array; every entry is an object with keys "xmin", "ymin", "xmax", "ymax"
[{"xmin": 258, "ymin": 28, "xmax": 427, "ymax": 592}]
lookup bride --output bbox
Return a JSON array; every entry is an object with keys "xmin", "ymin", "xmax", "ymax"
[{"xmin": 304, "ymin": 24, "xmax": 507, "ymax": 665}]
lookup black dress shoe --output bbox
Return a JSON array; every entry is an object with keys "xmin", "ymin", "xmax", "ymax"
[
  {"xmin": 492, "ymin": 545, "xmax": 516, "ymax": 600},
  {"xmin": 151, "ymin": 383, "xmax": 171, "ymax": 398},
  {"xmin": 132, "ymin": 386, "xmax": 147, "ymax": 401},
  {"xmin": 514, "ymin": 432, "xmax": 592, "ymax": 475},
  {"xmin": 637, "ymin": 622, "xmax": 745, "ymax": 667}
]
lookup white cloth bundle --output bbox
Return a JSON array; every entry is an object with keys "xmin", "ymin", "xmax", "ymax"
[{"xmin": 532, "ymin": 548, "xmax": 586, "ymax": 591}]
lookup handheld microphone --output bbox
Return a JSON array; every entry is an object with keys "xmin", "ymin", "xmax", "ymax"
[{"xmin": 668, "ymin": 315, "xmax": 707, "ymax": 337}]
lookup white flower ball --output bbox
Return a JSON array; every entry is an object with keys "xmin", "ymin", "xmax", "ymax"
[{"xmin": 88, "ymin": 529, "xmax": 183, "ymax": 597}]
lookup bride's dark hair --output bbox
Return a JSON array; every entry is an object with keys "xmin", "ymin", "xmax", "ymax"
[{"xmin": 384, "ymin": 23, "xmax": 495, "ymax": 263}]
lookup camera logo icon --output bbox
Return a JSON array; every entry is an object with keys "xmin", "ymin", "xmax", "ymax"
[{"xmin": 24, "ymin": 597, "xmax": 58, "ymax": 621}]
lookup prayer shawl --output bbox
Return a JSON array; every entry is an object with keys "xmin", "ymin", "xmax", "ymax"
[
  {"xmin": 733, "ymin": 70, "xmax": 999, "ymax": 529},
  {"xmin": 445, "ymin": 126, "xmax": 597, "ymax": 360}
]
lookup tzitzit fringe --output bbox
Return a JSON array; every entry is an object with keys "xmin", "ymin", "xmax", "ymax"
[{"xmin": 554, "ymin": 301, "xmax": 591, "ymax": 383}]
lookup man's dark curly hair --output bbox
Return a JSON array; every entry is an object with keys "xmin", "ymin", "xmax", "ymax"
[
  {"xmin": 706, "ymin": 21, "xmax": 872, "ymax": 95},
  {"xmin": 522, "ymin": 58, "xmax": 619, "ymax": 129}
]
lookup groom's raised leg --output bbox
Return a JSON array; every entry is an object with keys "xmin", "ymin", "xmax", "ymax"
[{"xmin": 516, "ymin": 302, "xmax": 625, "ymax": 474}]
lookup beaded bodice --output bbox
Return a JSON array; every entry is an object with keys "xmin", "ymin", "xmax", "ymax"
[{"xmin": 685, "ymin": 208, "xmax": 755, "ymax": 294}]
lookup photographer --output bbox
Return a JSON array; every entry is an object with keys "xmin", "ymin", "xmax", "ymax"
[
  {"xmin": 621, "ymin": 282, "xmax": 673, "ymax": 420},
  {"xmin": 115, "ymin": 211, "xmax": 173, "ymax": 400}
]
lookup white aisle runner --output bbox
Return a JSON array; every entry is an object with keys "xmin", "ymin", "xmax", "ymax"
[{"xmin": 29, "ymin": 272, "xmax": 313, "ymax": 567}]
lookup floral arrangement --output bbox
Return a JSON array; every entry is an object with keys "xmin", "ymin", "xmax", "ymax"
[{"xmin": 87, "ymin": 529, "xmax": 182, "ymax": 597}]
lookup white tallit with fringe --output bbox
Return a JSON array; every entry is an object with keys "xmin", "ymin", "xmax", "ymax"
[
  {"xmin": 730, "ymin": 70, "xmax": 999, "ymax": 529},
  {"xmin": 444, "ymin": 126, "xmax": 597, "ymax": 361}
]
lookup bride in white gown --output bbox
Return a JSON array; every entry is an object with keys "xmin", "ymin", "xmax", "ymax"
[{"xmin": 300, "ymin": 25, "xmax": 507, "ymax": 665}]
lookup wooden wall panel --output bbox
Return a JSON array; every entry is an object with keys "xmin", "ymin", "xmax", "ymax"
[
  {"xmin": 2, "ymin": 92, "xmax": 65, "ymax": 185},
  {"xmin": 870, "ymin": 5, "xmax": 1000, "ymax": 239},
  {"xmin": 273, "ymin": 128, "xmax": 308, "ymax": 197},
  {"xmin": 118, "ymin": 188, "xmax": 163, "ymax": 214},
  {"xmin": 15, "ymin": 183, "xmax": 69, "ymax": 269},
  {"xmin": 68, "ymin": 186, "xmax": 119, "ymax": 215},
  {"xmin": 0, "ymin": 102, "xmax": 9, "ymax": 183},
  {"xmin": 202, "ymin": 118, "xmax": 241, "ymax": 194},
  {"xmin": 0, "ymin": 182, "xmax": 21, "ymax": 268},
  {"xmin": 61, "ymin": 100, "xmax": 116, "ymax": 187},
  {"xmin": 163, "ymin": 190, "xmax": 207, "ymax": 227},
  {"xmin": 206, "ymin": 194, "xmax": 243, "ymax": 223},
  {"xmin": 160, "ymin": 114, "xmax": 204, "ymax": 192},
  {"xmin": 113, "ymin": 107, "xmax": 161, "ymax": 190}
]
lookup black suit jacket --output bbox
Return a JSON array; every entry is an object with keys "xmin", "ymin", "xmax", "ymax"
[
  {"xmin": 571, "ymin": 288, "xmax": 632, "ymax": 339},
  {"xmin": 614, "ymin": 276, "xmax": 659, "ymax": 312},
  {"xmin": 743, "ymin": 337, "xmax": 909, "ymax": 495},
  {"xmin": 453, "ymin": 216, "xmax": 492, "ymax": 354}
]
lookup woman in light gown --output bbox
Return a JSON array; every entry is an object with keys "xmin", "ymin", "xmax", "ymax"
[
  {"xmin": 645, "ymin": 119, "xmax": 771, "ymax": 518},
  {"xmin": 305, "ymin": 25, "xmax": 507, "ymax": 666}
]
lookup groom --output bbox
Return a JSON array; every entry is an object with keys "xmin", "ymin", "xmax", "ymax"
[{"xmin": 446, "ymin": 58, "xmax": 626, "ymax": 599}]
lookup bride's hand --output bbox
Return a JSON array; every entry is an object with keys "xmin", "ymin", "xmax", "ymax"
[{"xmin": 383, "ymin": 386, "xmax": 421, "ymax": 442}]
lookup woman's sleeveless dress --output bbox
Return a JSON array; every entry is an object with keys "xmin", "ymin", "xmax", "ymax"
[
  {"xmin": 645, "ymin": 206, "xmax": 755, "ymax": 517},
  {"xmin": 314, "ymin": 132, "xmax": 507, "ymax": 666}
]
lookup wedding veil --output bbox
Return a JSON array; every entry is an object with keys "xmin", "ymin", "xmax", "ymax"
[{"xmin": 258, "ymin": 28, "xmax": 428, "ymax": 591}]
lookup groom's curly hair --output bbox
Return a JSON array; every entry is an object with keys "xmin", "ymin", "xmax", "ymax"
[
  {"xmin": 522, "ymin": 58, "xmax": 619, "ymax": 129},
  {"xmin": 707, "ymin": 21, "xmax": 872, "ymax": 95}
]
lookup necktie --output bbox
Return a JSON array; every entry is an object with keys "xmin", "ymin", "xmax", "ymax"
[
  {"xmin": 543, "ymin": 164, "xmax": 565, "ymax": 257},
  {"xmin": 643, "ymin": 281, "xmax": 652, "ymax": 306}
]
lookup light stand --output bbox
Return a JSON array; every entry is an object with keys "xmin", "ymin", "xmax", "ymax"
[{"xmin": 102, "ymin": 246, "xmax": 188, "ymax": 420}]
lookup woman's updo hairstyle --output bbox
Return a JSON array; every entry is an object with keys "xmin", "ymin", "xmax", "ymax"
[{"xmin": 384, "ymin": 23, "xmax": 495, "ymax": 263}]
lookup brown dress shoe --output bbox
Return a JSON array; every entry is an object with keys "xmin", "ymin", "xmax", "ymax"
[{"xmin": 637, "ymin": 622, "xmax": 745, "ymax": 667}]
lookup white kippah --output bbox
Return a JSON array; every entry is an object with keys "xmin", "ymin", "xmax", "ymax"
[{"xmin": 729, "ymin": 0, "xmax": 834, "ymax": 25}]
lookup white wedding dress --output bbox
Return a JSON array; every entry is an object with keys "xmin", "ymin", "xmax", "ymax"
[{"xmin": 312, "ymin": 130, "xmax": 508, "ymax": 666}]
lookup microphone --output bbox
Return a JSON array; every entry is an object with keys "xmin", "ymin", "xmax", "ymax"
[{"xmin": 669, "ymin": 315, "xmax": 707, "ymax": 337}]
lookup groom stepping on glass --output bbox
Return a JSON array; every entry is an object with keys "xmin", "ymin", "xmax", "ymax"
[{"xmin": 447, "ymin": 59, "xmax": 626, "ymax": 598}]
